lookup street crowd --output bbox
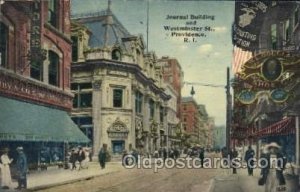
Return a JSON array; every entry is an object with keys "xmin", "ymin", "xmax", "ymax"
[{"xmin": 0, "ymin": 142, "xmax": 295, "ymax": 192}]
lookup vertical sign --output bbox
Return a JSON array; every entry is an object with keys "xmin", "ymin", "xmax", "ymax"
[{"xmin": 30, "ymin": 0, "xmax": 45, "ymax": 62}]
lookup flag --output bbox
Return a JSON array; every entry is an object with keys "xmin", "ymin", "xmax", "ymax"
[{"xmin": 232, "ymin": 46, "xmax": 253, "ymax": 74}]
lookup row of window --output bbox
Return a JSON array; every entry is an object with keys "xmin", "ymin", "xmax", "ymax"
[
  {"xmin": 71, "ymin": 83, "xmax": 165, "ymax": 122},
  {"xmin": 0, "ymin": 0, "xmax": 61, "ymax": 85},
  {"xmin": 270, "ymin": 7, "xmax": 299, "ymax": 50}
]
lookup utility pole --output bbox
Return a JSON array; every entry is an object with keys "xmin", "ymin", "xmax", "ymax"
[
  {"xmin": 146, "ymin": 0, "xmax": 149, "ymax": 52},
  {"xmin": 226, "ymin": 67, "xmax": 231, "ymax": 151}
]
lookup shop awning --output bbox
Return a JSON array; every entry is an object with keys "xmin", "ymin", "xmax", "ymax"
[
  {"xmin": 252, "ymin": 117, "xmax": 295, "ymax": 138},
  {"xmin": 232, "ymin": 117, "xmax": 295, "ymax": 139},
  {"xmin": 0, "ymin": 96, "xmax": 90, "ymax": 143}
]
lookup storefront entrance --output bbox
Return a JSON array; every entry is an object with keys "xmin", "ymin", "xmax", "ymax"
[{"xmin": 112, "ymin": 140, "xmax": 125, "ymax": 154}]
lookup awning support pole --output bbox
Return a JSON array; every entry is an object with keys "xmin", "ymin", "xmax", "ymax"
[{"xmin": 295, "ymin": 116, "xmax": 299, "ymax": 181}]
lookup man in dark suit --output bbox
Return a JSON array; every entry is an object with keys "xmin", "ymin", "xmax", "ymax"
[{"xmin": 244, "ymin": 145, "xmax": 255, "ymax": 176}]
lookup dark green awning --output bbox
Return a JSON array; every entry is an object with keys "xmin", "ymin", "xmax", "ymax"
[{"xmin": 0, "ymin": 96, "xmax": 89, "ymax": 143}]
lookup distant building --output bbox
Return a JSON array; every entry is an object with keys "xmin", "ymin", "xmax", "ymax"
[
  {"xmin": 198, "ymin": 105, "xmax": 214, "ymax": 149},
  {"xmin": 164, "ymin": 83, "xmax": 181, "ymax": 147},
  {"xmin": 212, "ymin": 125, "xmax": 226, "ymax": 150},
  {"xmin": 0, "ymin": 0, "xmax": 88, "ymax": 168},
  {"xmin": 70, "ymin": 7, "xmax": 169, "ymax": 157},
  {"xmin": 180, "ymin": 97, "xmax": 200, "ymax": 144},
  {"xmin": 157, "ymin": 56, "xmax": 184, "ymax": 118}
]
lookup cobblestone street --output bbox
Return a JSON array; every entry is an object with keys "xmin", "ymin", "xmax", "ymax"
[{"xmin": 32, "ymin": 165, "xmax": 218, "ymax": 192}]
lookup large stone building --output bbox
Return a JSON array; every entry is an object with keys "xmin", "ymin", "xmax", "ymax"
[
  {"xmin": 70, "ymin": 7, "xmax": 170, "ymax": 157},
  {"xmin": 0, "ymin": 0, "xmax": 88, "ymax": 168}
]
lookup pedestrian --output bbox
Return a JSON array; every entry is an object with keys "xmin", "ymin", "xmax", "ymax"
[
  {"xmin": 229, "ymin": 148, "xmax": 238, "ymax": 174},
  {"xmin": 244, "ymin": 145, "xmax": 255, "ymax": 176},
  {"xmin": 163, "ymin": 147, "xmax": 168, "ymax": 162},
  {"xmin": 98, "ymin": 144, "xmax": 108, "ymax": 169},
  {"xmin": 199, "ymin": 147, "xmax": 205, "ymax": 168},
  {"xmin": 258, "ymin": 142, "xmax": 286, "ymax": 192},
  {"xmin": 77, "ymin": 147, "xmax": 86, "ymax": 170},
  {"xmin": 15, "ymin": 146, "xmax": 27, "ymax": 190},
  {"xmin": 69, "ymin": 149, "xmax": 78, "ymax": 170},
  {"xmin": 0, "ymin": 148, "xmax": 13, "ymax": 189},
  {"xmin": 122, "ymin": 150, "xmax": 128, "ymax": 166}
]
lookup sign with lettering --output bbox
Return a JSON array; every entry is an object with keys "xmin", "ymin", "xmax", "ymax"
[
  {"xmin": 30, "ymin": 0, "xmax": 46, "ymax": 62},
  {"xmin": 232, "ymin": 1, "xmax": 270, "ymax": 50}
]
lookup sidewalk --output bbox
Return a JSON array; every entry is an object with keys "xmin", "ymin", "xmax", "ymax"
[
  {"xmin": 5, "ymin": 162, "xmax": 123, "ymax": 191},
  {"xmin": 211, "ymin": 168, "xmax": 266, "ymax": 192},
  {"xmin": 211, "ymin": 167, "xmax": 300, "ymax": 192}
]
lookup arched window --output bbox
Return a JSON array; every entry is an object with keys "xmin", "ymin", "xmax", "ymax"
[
  {"xmin": 48, "ymin": 51, "xmax": 59, "ymax": 86},
  {"xmin": 0, "ymin": 22, "xmax": 8, "ymax": 68},
  {"xmin": 112, "ymin": 49, "xmax": 121, "ymax": 61}
]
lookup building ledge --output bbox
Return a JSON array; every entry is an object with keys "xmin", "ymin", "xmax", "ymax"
[{"xmin": 0, "ymin": 67, "xmax": 73, "ymax": 111}]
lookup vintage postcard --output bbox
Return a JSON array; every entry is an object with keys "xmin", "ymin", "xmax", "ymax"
[{"xmin": 0, "ymin": 0, "xmax": 299, "ymax": 192}]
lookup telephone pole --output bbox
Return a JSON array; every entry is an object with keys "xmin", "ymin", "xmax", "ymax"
[{"xmin": 226, "ymin": 67, "xmax": 232, "ymax": 151}]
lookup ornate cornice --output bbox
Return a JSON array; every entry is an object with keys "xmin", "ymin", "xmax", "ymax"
[
  {"xmin": 72, "ymin": 59, "xmax": 171, "ymax": 101},
  {"xmin": 0, "ymin": 68, "xmax": 73, "ymax": 111}
]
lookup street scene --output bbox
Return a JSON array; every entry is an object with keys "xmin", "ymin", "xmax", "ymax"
[{"xmin": 1, "ymin": 0, "xmax": 300, "ymax": 192}]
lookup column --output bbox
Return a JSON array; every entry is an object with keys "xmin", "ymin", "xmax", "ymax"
[
  {"xmin": 92, "ymin": 80, "xmax": 102, "ymax": 160},
  {"xmin": 131, "ymin": 89, "xmax": 136, "ymax": 149},
  {"xmin": 295, "ymin": 116, "xmax": 299, "ymax": 181},
  {"xmin": 143, "ymin": 95, "xmax": 150, "ymax": 154}
]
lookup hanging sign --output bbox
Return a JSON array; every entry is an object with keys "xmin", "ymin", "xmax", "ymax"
[
  {"xmin": 270, "ymin": 88, "xmax": 289, "ymax": 103},
  {"xmin": 238, "ymin": 89, "xmax": 256, "ymax": 104}
]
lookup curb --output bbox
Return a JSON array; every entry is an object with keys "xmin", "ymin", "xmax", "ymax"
[{"xmin": 27, "ymin": 169, "xmax": 121, "ymax": 191}]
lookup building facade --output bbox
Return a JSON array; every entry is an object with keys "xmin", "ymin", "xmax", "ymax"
[
  {"xmin": 70, "ymin": 8, "xmax": 170, "ymax": 157},
  {"xmin": 157, "ymin": 56, "xmax": 184, "ymax": 118},
  {"xmin": 164, "ymin": 83, "xmax": 181, "ymax": 147},
  {"xmin": 180, "ymin": 97, "xmax": 200, "ymax": 145},
  {"xmin": 232, "ymin": 2, "xmax": 300, "ymax": 163},
  {"xmin": 197, "ymin": 105, "xmax": 214, "ymax": 149},
  {"xmin": 0, "ymin": 0, "xmax": 87, "ymax": 168}
]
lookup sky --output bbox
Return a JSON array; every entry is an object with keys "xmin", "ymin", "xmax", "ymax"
[{"xmin": 71, "ymin": 0, "xmax": 235, "ymax": 126}]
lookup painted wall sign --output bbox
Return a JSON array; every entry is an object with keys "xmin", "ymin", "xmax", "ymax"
[{"xmin": 261, "ymin": 57, "xmax": 283, "ymax": 81}]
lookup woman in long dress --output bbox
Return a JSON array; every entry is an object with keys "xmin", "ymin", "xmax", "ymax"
[{"xmin": 0, "ymin": 148, "xmax": 13, "ymax": 189}]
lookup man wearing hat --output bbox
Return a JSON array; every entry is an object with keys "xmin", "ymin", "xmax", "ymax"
[
  {"xmin": 259, "ymin": 142, "xmax": 286, "ymax": 192},
  {"xmin": 15, "ymin": 146, "xmax": 27, "ymax": 190}
]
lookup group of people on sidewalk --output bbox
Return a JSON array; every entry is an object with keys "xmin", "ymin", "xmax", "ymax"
[
  {"xmin": 230, "ymin": 142, "xmax": 288, "ymax": 192},
  {"xmin": 69, "ymin": 146, "xmax": 92, "ymax": 171},
  {"xmin": 0, "ymin": 146, "xmax": 28, "ymax": 190}
]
